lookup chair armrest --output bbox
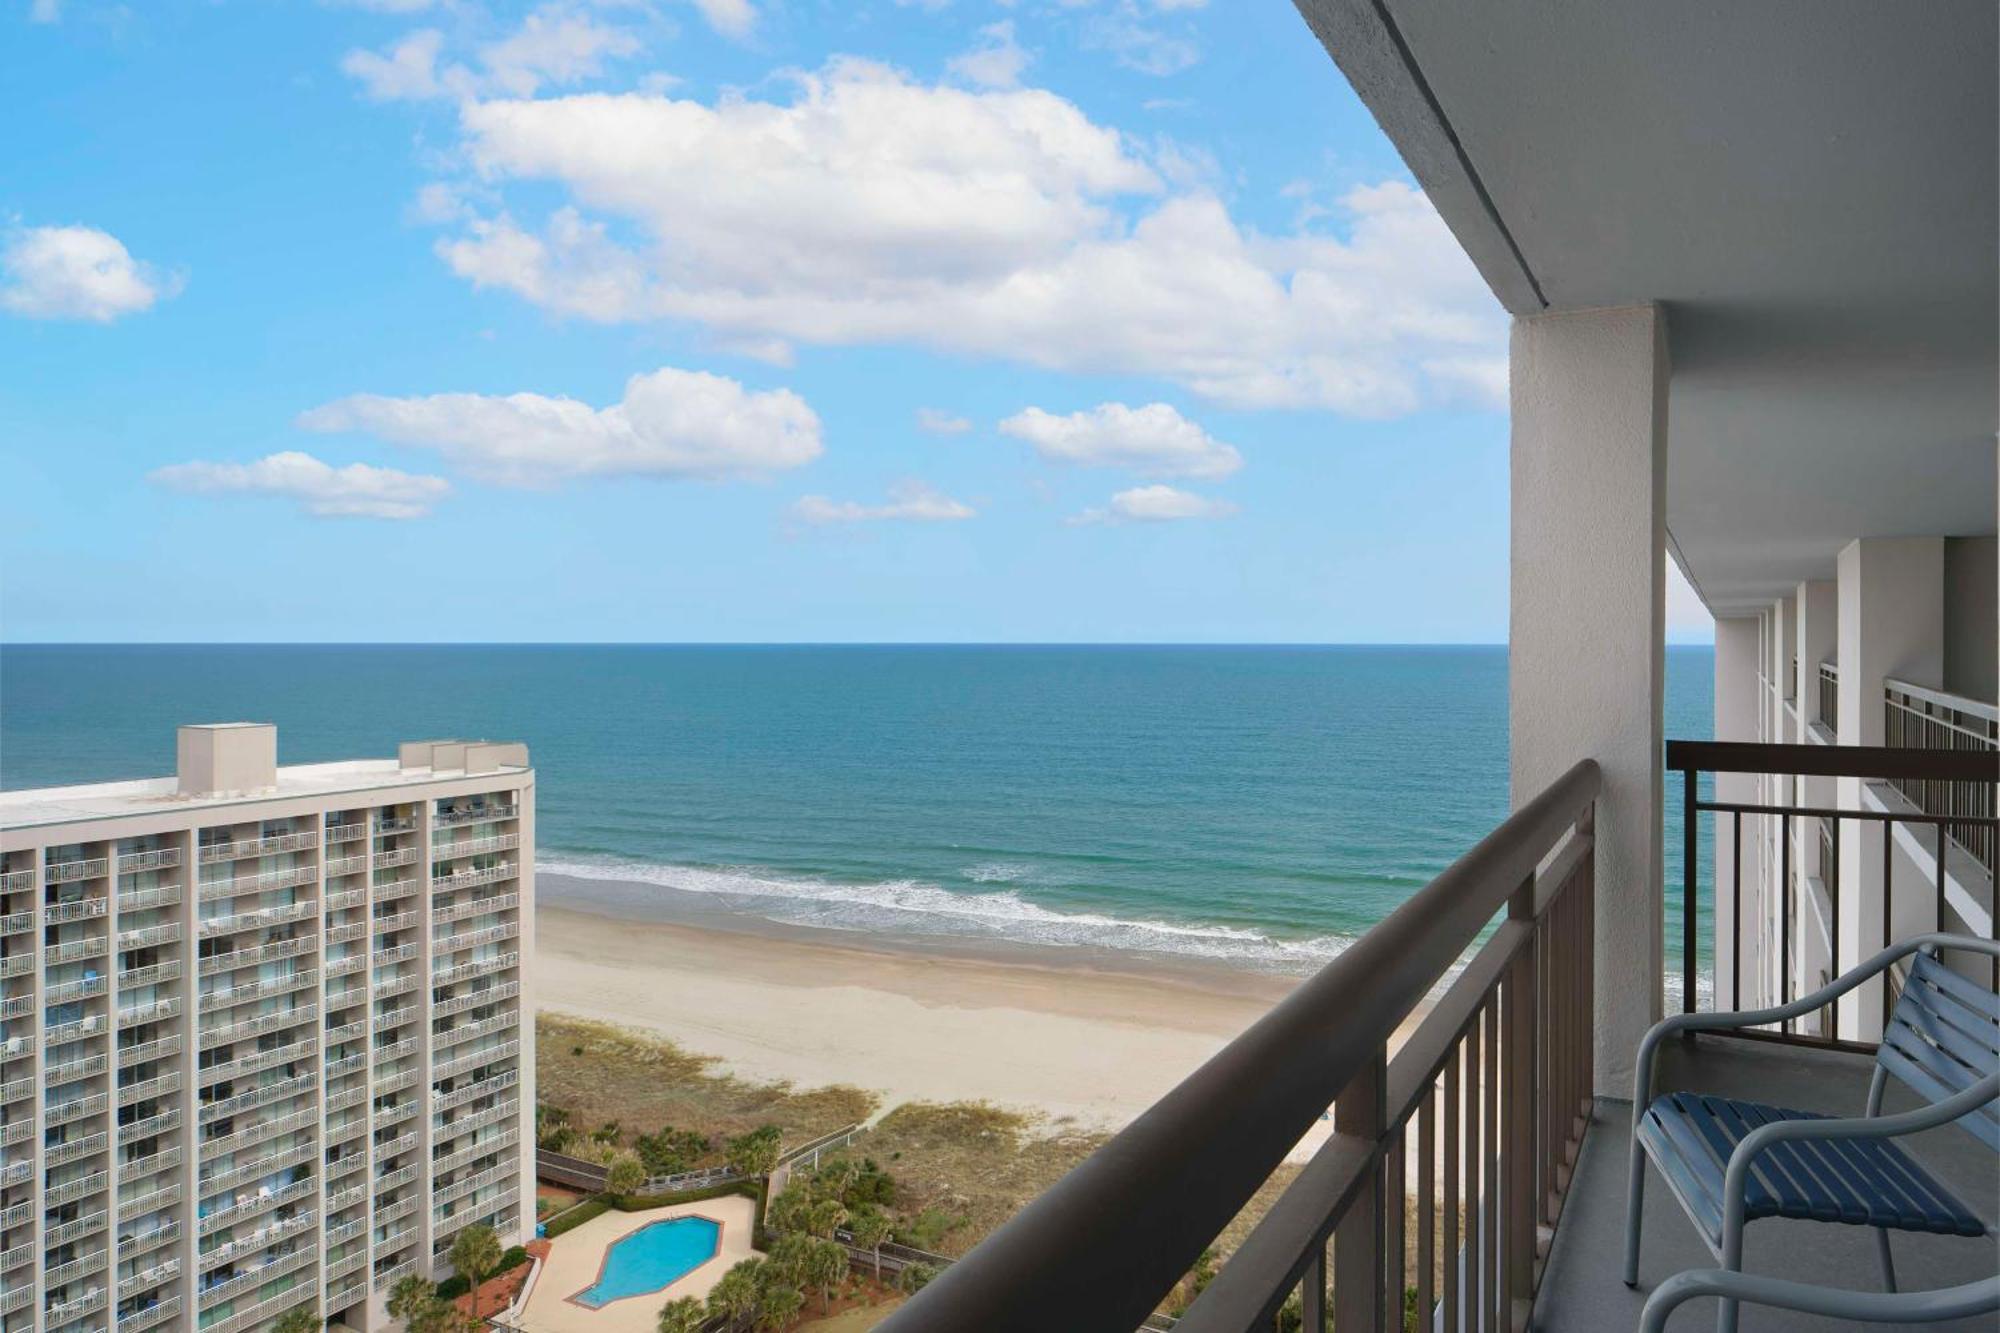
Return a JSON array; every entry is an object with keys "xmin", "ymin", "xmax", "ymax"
[{"xmin": 1641, "ymin": 1268, "xmax": 2000, "ymax": 1333}]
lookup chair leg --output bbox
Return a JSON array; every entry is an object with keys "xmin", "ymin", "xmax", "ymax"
[
  {"xmin": 1715, "ymin": 1218, "xmax": 1744, "ymax": 1333},
  {"xmin": 1623, "ymin": 1143, "xmax": 1647, "ymax": 1287},
  {"xmin": 1874, "ymin": 1227, "xmax": 1897, "ymax": 1294}
]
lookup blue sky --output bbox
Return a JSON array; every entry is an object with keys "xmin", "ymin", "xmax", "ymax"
[{"xmin": 1, "ymin": 0, "xmax": 1710, "ymax": 644}]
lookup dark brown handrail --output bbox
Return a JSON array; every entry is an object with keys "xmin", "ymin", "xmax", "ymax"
[{"xmin": 878, "ymin": 758, "xmax": 1601, "ymax": 1333}]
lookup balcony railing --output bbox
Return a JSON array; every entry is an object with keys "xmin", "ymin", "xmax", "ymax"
[
  {"xmin": 0, "ymin": 869, "xmax": 34, "ymax": 894},
  {"xmin": 200, "ymin": 899, "xmax": 316, "ymax": 937},
  {"xmin": 433, "ymin": 979, "xmax": 520, "ymax": 1018},
  {"xmin": 117, "ymin": 846, "xmax": 183, "ymax": 874},
  {"xmin": 120, "ymin": 1294, "xmax": 183, "ymax": 1332},
  {"xmin": 1669, "ymin": 740, "xmax": 1998, "ymax": 1043},
  {"xmin": 46, "ymin": 856, "xmax": 110, "ymax": 883},
  {"xmin": 46, "ymin": 896, "xmax": 109, "ymax": 923},
  {"xmin": 432, "ymin": 951, "xmax": 519, "ymax": 987},
  {"xmin": 375, "ymin": 815, "xmax": 418, "ymax": 835},
  {"xmin": 434, "ymin": 889, "xmax": 520, "ymax": 923},
  {"xmin": 197, "ymin": 863, "xmax": 317, "ymax": 902},
  {"xmin": 431, "ymin": 1069, "xmax": 517, "ymax": 1114},
  {"xmin": 882, "ymin": 760, "xmax": 1601, "ymax": 1333},
  {"xmin": 435, "ymin": 803, "xmax": 519, "ymax": 827},
  {"xmin": 197, "ymin": 1175, "xmax": 315, "ymax": 1236},
  {"xmin": 1883, "ymin": 678, "xmax": 1998, "ymax": 877},
  {"xmin": 117, "ymin": 883, "xmax": 183, "ymax": 913},
  {"xmin": 1818, "ymin": 660, "xmax": 1839, "ymax": 734},
  {"xmin": 198, "ymin": 829, "xmax": 317, "ymax": 862},
  {"xmin": 326, "ymin": 821, "xmax": 369, "ymax": 844},
  {"xmin": 431, "ymin": 833, "xmax": 520, "ymax": 861}
]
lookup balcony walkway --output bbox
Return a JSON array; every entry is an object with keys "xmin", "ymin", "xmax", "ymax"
[{"xmin": 1537, "ymin": 1034, "xmax": 1997, "ymax": 1331}]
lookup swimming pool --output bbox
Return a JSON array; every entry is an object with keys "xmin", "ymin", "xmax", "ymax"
[{"xmin": 570, "ymin": 1216, "xmax": 723, "ymax": 1309}]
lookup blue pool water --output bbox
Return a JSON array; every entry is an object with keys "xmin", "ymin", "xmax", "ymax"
[{"xmin": 573, "ymin": 1217, "xmax": 721, "ymax": 1308}]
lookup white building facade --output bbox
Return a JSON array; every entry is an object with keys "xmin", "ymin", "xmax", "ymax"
[{"xmin": 0, "ymin": 723, "xmax": 535, "ymax": 1333}]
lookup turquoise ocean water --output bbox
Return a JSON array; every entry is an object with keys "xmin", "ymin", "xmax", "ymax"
[{"xmin": 0, "ymin": 645, "xmax": 1712, "ymax": 979}]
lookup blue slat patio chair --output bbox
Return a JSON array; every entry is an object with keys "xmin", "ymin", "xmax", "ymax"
[{"xmin": 1624, "ymin": 933, "xmax": 1999, "ymax": 1333}]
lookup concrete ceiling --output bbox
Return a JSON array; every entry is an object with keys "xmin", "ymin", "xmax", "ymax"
[{"xmin": 1296, "ymin": 0, "xmax": 1997, "ymax": 614}]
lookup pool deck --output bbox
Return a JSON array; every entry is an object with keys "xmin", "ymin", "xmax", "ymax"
[{"xmin": 517, "ymin": 1197, "xmax": 761, "ymax": 1333}]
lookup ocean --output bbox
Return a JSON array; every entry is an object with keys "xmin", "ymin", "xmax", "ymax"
[{"xmin": 0, "ymin": 644, "xmax": 1713, "ymax": 978}]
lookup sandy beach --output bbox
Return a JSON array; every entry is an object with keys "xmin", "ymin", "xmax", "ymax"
[{"xmin": 535, "ymin": 871, "xmax": 1321, "ymax": 1142}]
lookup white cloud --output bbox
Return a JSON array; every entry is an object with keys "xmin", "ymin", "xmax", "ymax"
[
  {"xmin": 150, "ymin": 451, "xmax": 450, "ymax": 520},
  {"xmin": 999, "ymin": 401, "xmax": 1239, "ymax": 478},
  {"xmin": 1087, "ymin": 5, "xmax": 1199, "ymax": 77},
  {"xmin": 1, "ymin": 224, "xmax": 179, "ymax": 322},
  {"xmin": 297, "ymin": 366, "xmax": 822, "ymax": 486},
  {"xmin": 688, "ymin": 0, "xmax": 756, "ymax": 39},
  {"xmin": 341, "ymin": 7, "xmax": 638, "ymax": 103},
  {"xmin": 29, "ymin": 0, "xmax": 60, "ymax": 22},
  {"xmin": 432, "ymin": 61, "xmax": 1503, "ymax": 416},
  {"xmin": 948, "ymin": 20, "xmax": 1030, "ymax": 89},
  {"xmin": 792, "ymin": 480, "xmax": 975, "ymax": 524},
  {"xmin": 1072, "ymin": 483, "xmax": 1234, "ymax": 524},
  {"xmin": 915, "ymin": 407, "xmax": 972, "ymax": 435}
]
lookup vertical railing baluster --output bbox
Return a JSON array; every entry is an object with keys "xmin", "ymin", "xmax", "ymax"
[
  {"xmin": 1443, "ymin": 1040, "xmax": 1460, "ymax": 1333},
  {"xmin": 1418, "ymin": 1089, "xmax": 1435, "ymax": 1329},
  {"xmin": 1830, "ymin": 812, "xmax": 1840, "ymax": 1041},
  {"xmin": 1683, "ymin": 765, "xmax": 1698, "ymax": 1013},
  {"xmin": 1501, "ymin": 921, "xmax": 1537, "ymax": 1331},
  {"xmin": 1385, "ymin": 1126, "xmax": 1405, "ymax": 1333},
  {"xmin": 1882, "ymin": 819, "xmax": 1893, "ymax": 1033},
  {"xmin": 1304, "ymin": 1241, "xmax": 1326, "ymax": 1333},
  {"xmin": 1731, "ymin": 811, "xmax": 1742, "ymax": 1011},
  {"xmin": 1484, "ymin": 989, "xmax": 1501, "ymax": 1333},
  {"xmin": 1780, "ymin": 811, "xmax": 1791, "ymax": 1034},
  {"xmin": 1335, "ymin": 1048, "xmax": 1386, "ymax": 1332},
  {"xmin": 1464, "ymin": 1012, "xmax": 1482, "ymax": 1330}
]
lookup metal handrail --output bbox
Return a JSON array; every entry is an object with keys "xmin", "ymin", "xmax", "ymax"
[{"xmin": 883, "ymin": 759, "xmax": 1602, "ymax": 1333}]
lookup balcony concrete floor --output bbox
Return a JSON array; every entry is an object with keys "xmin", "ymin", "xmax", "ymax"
[{"xmin": 1535, "ymin": 1034, "xmax": 1997, "ymax": 1332}]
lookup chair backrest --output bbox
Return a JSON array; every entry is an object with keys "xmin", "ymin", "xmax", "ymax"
[{"xmin": 1877, "ymin": 948, "xmax": 2000, "ymax": 1150}]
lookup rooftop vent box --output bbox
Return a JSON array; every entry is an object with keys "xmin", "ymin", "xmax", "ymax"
[{"xmin": 177, "ymin": 723, "xmax": 278, "ymax": 798}]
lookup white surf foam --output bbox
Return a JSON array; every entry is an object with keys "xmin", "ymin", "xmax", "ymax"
[{"xmin": 541, "ymin": 855, "xmax": 1353, "ymax": 974}]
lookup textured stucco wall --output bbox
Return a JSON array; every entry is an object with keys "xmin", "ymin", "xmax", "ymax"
[{"xmin": 1510, "ymin": 303, "xmax": 1668, "ymax": 1097}]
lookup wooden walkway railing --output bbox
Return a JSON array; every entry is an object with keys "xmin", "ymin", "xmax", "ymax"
[{"xmin": 879, "ymin": 759, "xmax": 1602, "ymax": 1332}]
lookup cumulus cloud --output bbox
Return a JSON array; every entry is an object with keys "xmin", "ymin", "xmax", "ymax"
[
  {"xmin": 432, "ymin": 60, "xmax": 1503, "ymax": 416},
  {"xmin": 1, "ymin": 224, "xmax": 180, "ymax": 322},
  {"xmin": 150, "ymin": 452, "xmax": 450, "ymax": 520},
  {"xmin": 792, "ymin": 480, "xmax": 975, "ymax": 524},
  {"xmin": 342, "ymin": 6, "xmax": 638, "ymax": 103},
  {"xmin": 688, "ymin": 0, "xmax": 755, "ymax": 39},
  {"xmin": 297, "ymin": 366, "xmax": 822, "ymax": 486},
  {"xmin": 948, "ymin": 20, "xmax": 1029, "ymax": 89},
  {"xmin": 915, "ymin": 407, "xmax": 972, "ymax": 435},
  {"xmin": 1072, "ymin": 483, "xmax": 1235, "ymax": 524},
  {"xmin": 1087, "ymin": 5, "xmax": 1200, "ymax": 77},
  {"xmin": 999, "ymin": 401, "xmax": 1239, "ymax": 478}
]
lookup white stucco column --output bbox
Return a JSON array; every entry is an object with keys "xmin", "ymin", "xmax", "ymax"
[
  {"xmin": 1834, "ymin": 537, "xmax": 1944, "ymax": 1037},
  {"xmin": 1712, "ymin": 616, "xmax": 1762, "ymax": 1010},
  {"xmin": 1795, "ymin": 581, "xmax": 1837, "ymax": 731},
  {"xmin": 1509, "ymin": 303, "xmax": 1668, "ymax": 1096}
]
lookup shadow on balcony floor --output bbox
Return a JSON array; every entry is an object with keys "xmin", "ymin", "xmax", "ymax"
[{"xmin": 1535, "ymin": 1034, "xmax": 1997, "ymax": 1332}]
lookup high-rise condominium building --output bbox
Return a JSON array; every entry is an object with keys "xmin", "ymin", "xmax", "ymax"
[{"xmin": 0, "ymin": 724, "xmax": 535, "ymax": 1333}]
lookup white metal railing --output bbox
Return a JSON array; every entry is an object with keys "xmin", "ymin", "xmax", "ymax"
[
  {"xmin": 46, "ymin": 1013, "xmax": 107, "ymax": 1046},
  {"xmin": 432, "ymin": 951, "xmax": 519, "ymax": 987},
  {"xmin": 431, "ymin": 833, "xmax": 519, "ymax": 861},
  {"xmin": 373, "ymin": 1101, "xmax": 419, "ymax": 1128},
  {"xmin": 119, "ymin": 1294, "xmax": 183, "ymax": 1332},
  {"xmin": 197, "ymin": 863, "xmax": 317, "ymax": 902},
  {"xmin": 43, "ymin": 1207, "xmax": 105, "ymax": 1246},
  {"xmin": 117, "ymin": 1070, "xmax": 183, "ymax": 1108},
  {"xmin": 432, "ymin": 921, "xmax": 519, "ymax": 954},
  {"xmin": 372, "ymin": 876, "xmax": 418, "ymax": 901},
  {"xmin": 323, "ymin": 853, "xmax": 367, "ymax": 879},
  {"xmin": 434, "ymin": 1012, "xmax": 517, "ymax": 1050},
  {"xmin": 327, "ymin": 1180, "xmax": 368, "ymax": 1213},
  {"xmin": 198, "ymin": 1139, "xmax": 316, "ymax": 1195},
  {"xmin": 372, "ymin": 1005, "xmax": 417, "ymax": 1033},
  {"xmin": 325, "ymin": 954, "xmax": 367, "ymax": 977},
  {"xmin": 116, "ymin": 1182, "xmax": 181, "ymax": 1223},
  {"xmin": 324, "ymin": 1018, "xmax": 366, "ymax": 1044},
  {"xmin": 0, "ymin": 954, "xmax": 27, "ymax": 979},
  {"xmin": 49, "ymin": 1051, "xmax": 110, "ymax": 1086},
  {"xmin": 47, "ymin": 974, "xmax": 108, "ymax": 1004},
  {"xmin": 430, "ymin": 862, "xmax": 517, "ymax": 893},
  {"xmin": 324, "ymin": 886, "xmax": 366, "ymax": 910},
  {"xmin": 375, "ymin": 1130, "xmax": 419, "ymax": 1160},
  {"xmin": 200, "ymin": 1283, "xmax": 316, "ymax": 1333},
  {"xmin": 197, "ymin": 1209, "xmax": 317, "ymax": 1272},
  {"xmin": 0, "ymin": 911, "xmax": 31, "ymax": 935},
  {"xmin": 433, "ymin": 1187, "xmax": 519, "ymax": 1247},
  {"xmin": 372, "ymin": 975, "xmax": 418, "ymax": 1002},
  {"xmin": 325, "ymin": 921, "xmax": 367, "ymax": 944},
  {"xmin": 0, "ymin": 869, "xmax": 34, "ymax": 893},
  {"xmin": 47, "ymin": 1130, "xmax": 109, "ymax": 1165},
  {"xmin": 119, "ymin": 1146, "xmax": 183, "ymax": 1186},
  {"xmin": 117, "ymin": 997, "xmax": 182, "ymax": 1029},
  {"xmin": 373, "ymin": 1036, "xmax": 418, "ymax": 1062},
  {"xmin": 374, "ymin": 1255, "xmax": 417, "ymax": 1290},
  {"xmin": 118, "ymin": 846, "xmax": 183, "ymax": 874},
  {"xmin": 433, "ymin": 890, "xmax": 520, "ymax": 923},
  {"xmin": 326, "ymin": 822, "xmax": 368, "ymax": 844},
  {"xmin": 200, "ymin": 900, "xmax": 316, "ymax": 937},
  {"xmin": 375, "ymin": 815, "xmax": 418, "ymax": 834},
  {"xmin": 373, "ymin": 847, "xmax": 419, "ymax": 869},
  {"xmin": 117, "ymin": 1257, "xmax": 181, "ymax": 1299},
  {"xmin": 117, "ymin": 961, "xmax": 182, "ymax": 990},
  {"xmin": 119, "ymin": 1219, "xmax": 181, "ymax": 1257},
  {"xmin": 46, "ymin": 856, "xmax": 110, "ymax": 883},
  {"xmin": 201, "ymin": 1107, "xmax": 318, "ymax": 1161},
  {"xmin": 373, "ymin": 941, "xmax": 417, "ymax": 965},
  {"xmin": 115, "ymin": 922, "xmax": 181, "ymax": 950},
  {"xmin": 46, "ymin": 896, "xmax": 109, "ymax": 923},
  {"xmin": 434, "ymin": 1126, "xmax": 519, "ymax": 1177},
  {"xmin": 374, "ymin": 1196, "xmax": 418, "ymax": 1227},
  {"xmin": 434, "ymin": 1038, "xmax": 519, "ymax": 1081},
  {"xmin": 46, "ymin": 1091, "xmax": 109, "ymax": 1125},
  {"xmin": 197, "ymin": 1175, "xmax": 315, "ymax": 1236},
  {"xmin": 119, "ymin": 1109, "xmax": 181, "ymax": 1144},
  {"xmin": 197, "ymin": 1070, "xmax": 314, "ymax": 1123},
  {"xmin": 0, "ymin": 1072, "xmax": 28, "ymax": 1102},
  {"xmin": 117, "ymin": 883, "xmax": 183, "ymax": 913},
  {"xmin": 371, "ymin": 912, "xmax": 419, "ymax": 936},
  {"xmin": 199, "ymin": 934, "xmax": 313, "ymax": 973},
  {"xmin": 45, "ymin": 1248, "xmax": 108, "ymax": 1288},
  {"xmin": 47, "ymin": 934, "xmax": 110, "ymax": 965},
  {"xmin": 433, "ymin": 979, "xmax": 520, "ymax": 1017},
  {"xmin": 198, "ymin": 829, "xmax": 316, "ymax": 863},
  {"xmin": 197, "ymin": 1246, "xmax": 316, "ymax": 1310},
  {"xmin": 435, "ymin": 804, "xmax": 518, "ymax": 827},
  {"xmin": 117, "ymin": 1034, "xmax": 182, "ymax": 1067},
  {"xmin": 432, "ymin": 1069, "xmax": 517, "ymax": 1114},
  {"xmin": 200, "ymin": 1003, "xmax": 316, "ymax": 1048},
  {"xmin": 326, "ymin": 1052, "xmax": 366, "ymax": 1079},
  {"xmin": 0, "ymin": 994, "xmax": 32, "ymax": 1020},
  {"xmin": 46, "ymin": 1168, "xmax": 110, "ymax": 1205},
  {"xmin": 45, "ymin": 1285, "xmax": 108, "ymax": 1323},
  {"xmin": 197, "ymin": 1036, "xmax": 316, "ymax": 1088},
  {"xmin": 432, "ymin": 1161, "xmax": 513, "ymax": 1206},
  {"xmin": 198, "ymin": 968, "xmax": 317, "ymax": 1012},
  {"xmin": 326, "ymin": 1086, "xmax": 368, "ymax": 1114}
]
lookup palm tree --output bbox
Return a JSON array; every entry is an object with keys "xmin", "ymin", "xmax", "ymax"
[
  {"xmin": 766, "ymin": 1233, "xmax": 816, "ymax": 1290},
  {"xmin": 656, "ymin": 1295, "xmax": 708, "ymax": 1333},
  {"xmin": 450, "ymin": 1222, "xmax": 503, "ymax": 1319},
  {"xmin": 388, "ymin": 1275, "xmax": 439, "ymax": 1325},
  {"xmin": 273, "ymin": 1306, "xmax": 320, "ymax": 1333},
  {"xmin": 766, "ymin": 1184, "xmax": 811, "ymax": 1235},
  {"xmin": 807, "ymin": 1238, "xmax": 848, "ymax": 1312},
  {"xmin": 847, "ymin": 1207, "xmax": 892, "ymax": 1283},
  {"xmin": 707, "ymin": 1258, "xmax": 765, "ymax": 1332},
  {"xmin": 755, "ymin": 1284, "xmax": 803, "ymax": 1331},
  {"xmin": 805, "ymin": 1197, "xmax": 847, "ymax": 1240},
  {"xmin": 725, "ymin": 1125, "xmax": 782, "ymax": 1179}
]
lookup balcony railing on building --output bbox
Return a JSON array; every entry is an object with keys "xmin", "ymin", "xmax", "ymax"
[{"xmin": 1883, "ymin": 678, "xmax": 1997, "ymax": 879}]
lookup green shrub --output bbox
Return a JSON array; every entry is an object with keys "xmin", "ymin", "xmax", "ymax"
[
  {"xmin": 498, "ymin": 1245, "xmax": 529, "ymax": 1273},
  {"xmin": 635, "ymin": 1125, "xmax": 711, "ymax": 1175},
  {"xmin": 435, "ymin": 1276, "xmax": 469, "ymax": 1301},
  {"xmin": 542, "ymin": 1197, "xmax": 612, "ymax": 1238}
]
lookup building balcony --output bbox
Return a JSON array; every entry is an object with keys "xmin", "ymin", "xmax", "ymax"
[
  {"xmin": 430, "ymin": 833, "xmax": 519, "ymax": 861},
  {"xmin": 196, "ymin": 863, "xmax": 317, "ymax": 903},
  {"xmin": 372, "ymin": 940, "xmax": 418, "ymax": 966},
  {"xmin": 46, "ymin": 856, "xmax": 110, "ymax": 883},
  {"xmin": 196, "ymin": 1070, "xmax": 314, "ymax": 1123},
  {"xmin": 46, "ymin": 1013, "xmax": 108, "ymax": 1047},
  {"xmin": 116, "ymin": 847, "xmax": 182, "ymax": 874},
  {"xmin": 45, "ymin": 1168, "xmax": 110, "ymax": 1206},
  {"xmin": 44, "ymin": 1284, "xmax": 108, "ymax": 1325},
  {"xmin": 200, "ymin": 1283, "xmax": 315, "ymax": 1333},
  {"xmin": 372, "ymin": 875, "xmax": 419, "ymax": 902},
  {"xmin": 118, "ymin": 1145, "xmax": 183, "ymax": 1188},
  {"xmin": 433, "ymin": 889, "xmax": 520, "ymax": 923},
  {"xmin": 432, "ymin": 920, "xmax": 519, "ymax": 955},
  {"xmin": 197, "ymin": 829, "xmax": 317, "ymax": 863},
  {"xmin": 0, "ymin": 954, "xmax": 28, "ymax": 979},
  {"xmin": 46, "ymin": 934, "xmax": 109, "ymax": 965},
  {"xmin": 114, "ymin": 922, "xmax": 180, "ymax": 950},
  {"xmin": 45, "ymin": 1091, "xmax": 109, "ymax": 1126},
  {"xmin": 118, "ymin": 1294, "xmax": 183, "ymax": 1333},
  {"xmin": 45, "ymin": 896, "xmax": 109, "ymax": 924},
  {"xmin": 433, "ymin": 1038, "xmax": 519, "ymax": 1082},
  {"xmin": 43, "ymin": 1208, "xmax": 105, "ymax": 1248},
  {"xmin": 432, "ymin": 951, "xmax": 520, "ymax": 988},
  {"xmin": 200, "ymin": 1106, "xmax": 319, "ymax": 1161},
  {"xmin": 371, "ymin": 912, "xmax": 419, "ymax": 937},
  {"xmin": 196, "ymin": 1035, "xmax": 317, "ymax": 1087},
  {"xmin": 47, "ymin": 1051, "xmax": 110, "ymax": 1087},
  {"xmin": 200, "ymin": 1003, "xmax": 316, "ymax": 1048},
  {"xmin": 373, "ymin": 846, "xmax": 420, "ymax": 869},
  {"xmin": 117, "ymin": 1108, "xmax": 181, "ymax": 1144},
  {"xmin": 115, "ymin": 1071, "xmax": 183, "ymax": 1108},
  {"xmin": 196, "ymin": 1245, "xmax": 315, "ymax": 1310},
  {"xmin": 117, "ymin": 1034, "xmax": 182, "ymax": 1068},
  {"xmin": 197, "ymin": 1140, "xmax": 316, "ymax": 1195},
  {"xmin": 324, "ymin": 953, "xmax": 367, "ymax": 977},
  {"xmin": 434, "ymin": 1011, "xmax": 518, "ymax": 1050},
  {"xmin": 196, "ymin": 1175, "xmax": 316, "ymax": 1237},
  {"xmin": 0, "ymin": 869, "xmax": 34, "ymax": 894},
  {"xmin": 116, "ymin": 1182, "xmax": 182, "ymax": 1224},
  {"xmin": 375, "ymin": 815, "xmax": 419, "ymax": 835},
  {"xmin": 324, "ymin": 853, "xmax": 367, "ymax": 878},
  {"xmin": 433, "ymin": 1126, "xmax": 518, "ymax": 1177},
  {"xmin": 199, "ymin": 933, "xmax": 313, "ymax": 973},
  {"xmin": 433, "ymin": 979, "xmax": 520, "ymax": 1017},
  {"xmin": 116, "ymin": 961, "xmax": 182, "ymax": 991},
  {"xmin": 435, "ymin": 803, "xmax": 519, "ymax": 827},
  {"xmin": 431, "ymin": 1069, "xmax": 517, "ymax": 1114},
  {"xmin": 116, "ymin": 997, "xmax": 181, "ymax": 1029},
  {"xmin": 432, "ymin": 1187, "xmax": 518, "ymax": 1251},
  {"xmin": 198, "ymin": 967, "xmax": 317, "ymax": 1013},
  {"xmin": 46, "ymin": 1129, "xmax": 109, "ymax": 1166},
  {"xmin": 117, "ymin": 883, "xmax": 183, "ymax": 913},
  {"xmin": 46, "ymin": 973, "xmax": 108, "ymax": 1004},
  {"xmin": 371, "ymin": 1004, "xmax": 418, "ymax": 1033},
  {"xmin": 0, "ymin": 911, "xmax": 30, "ymax": 937},
  {"xmin": 325, "ymin": 821, "xmax": 368, "ymax": 845},
  {"xmin": 199, "ymin": 899, "xmax": 316, "ymax": 938},
  {"xmin": 324, "ymin": 885, "xmax": 366, "ymax": 911},
  {"xmin": 430, "ymin": 862, "xmax": 517, "ymax": 893},
  {"xmin": 115, "ymin": 1256, "xmax": 180, "ymax": 1300},
  {"xmin": 197, "ymin": 1209, "xmax": 317, "ymax": 1273},
  {"xmin": 118, "ymin": 1219, "xmax": 180, "ymax": 1260}
]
